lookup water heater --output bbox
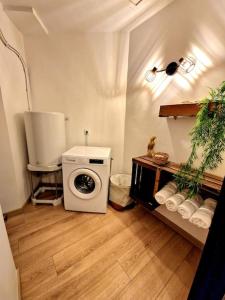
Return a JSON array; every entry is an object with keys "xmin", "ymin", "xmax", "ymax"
[{"xmin": 24, "ymin": 111, "xmax": 66, "ymax": 167}]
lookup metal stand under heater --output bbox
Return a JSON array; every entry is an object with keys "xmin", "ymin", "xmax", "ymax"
[{"xmin": 28, "ymin": 164, "xmax": 63, "ymax": 206}]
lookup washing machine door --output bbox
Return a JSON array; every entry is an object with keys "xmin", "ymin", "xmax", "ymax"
[{"xmin": 69, "ymin": 168, "xmax": 102, "ymax": 200}]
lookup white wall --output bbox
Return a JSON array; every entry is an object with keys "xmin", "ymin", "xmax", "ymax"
[
  {"xmin": 124, "ymin": 0, "xmax": 225, "ymax": 176},
  {"xmin": 124, "ymin": 0, "xmax": 225, "ymax": 242},
  {"xmin": 0, "ymin": 3, "xmax": 30, "ymax": 213},
  {"xmin": 1, "ymin": 0, "xmax": 224, "ymax": 216},
  {"xmin": 0, "ymin": 89, "xmax": 19, "ymax": 212},
  {"xmin": 25, "ymin": 32, "xmax": 129, "ymax": 174},
  {"xmin": 0, "ymin": 205, "xmax": 19, "ymax": 300}
]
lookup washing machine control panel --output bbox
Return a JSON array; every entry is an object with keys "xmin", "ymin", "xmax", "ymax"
[
  {"xmin": 63, "ymin": 156, "xmax": 107, "ymax": 165},
  {"xmin": 89, "ymin": 159, "xmax": 104, "ymax": 164}
]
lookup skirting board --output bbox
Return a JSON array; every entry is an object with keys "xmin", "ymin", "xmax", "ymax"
[
  {"xmin": 6, "ymin": 183, "xmax": 63, "ymax": 217},
  {"xmin": 6, "ymin": 197, "xmax": 30, "ymax": 218}
]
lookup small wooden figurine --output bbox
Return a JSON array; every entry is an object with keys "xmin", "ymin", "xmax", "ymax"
[{"xmin": 147, "ymin": 136, "xmax": 156, "ymax": 158}]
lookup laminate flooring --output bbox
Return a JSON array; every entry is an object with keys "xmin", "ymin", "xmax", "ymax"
[{"xmin": 6, "ymin": 203, "xmax": 201, "ymax": 300}]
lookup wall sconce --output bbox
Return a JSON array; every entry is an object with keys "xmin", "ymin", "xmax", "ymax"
[
  {"xmin": 129, "ymin": 0, "xmax": 143, "ymax": 5},
  {"xmin": 145, "ymin": 56, "xmax": 196, "ymax": 82}
]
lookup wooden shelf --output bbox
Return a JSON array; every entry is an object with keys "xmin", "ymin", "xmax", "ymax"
[
  {"xmin": 159, "ymin": 103, "xmax": 200, "ymax": 118},
  {"xmin": 159, "ymin": 102, "xmax": 217, "ymax": 118},
  {"xmin": 133, "ymin": 156, "xmax": 223, "ymax": 193}
]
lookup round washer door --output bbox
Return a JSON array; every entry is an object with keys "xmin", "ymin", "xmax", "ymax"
[{"xmin": 69, "ymin": 168, "xmax": 102, "ymax": 200}]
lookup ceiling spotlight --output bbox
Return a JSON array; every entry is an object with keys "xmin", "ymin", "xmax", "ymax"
[{"xmin": 145, "ymin": 56, "xmax": 196, "ymax": 82}]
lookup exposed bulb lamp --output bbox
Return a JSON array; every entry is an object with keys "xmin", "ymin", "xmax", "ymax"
[{"xmin": 145, "ymin": 57, "xmax": 196, "ymax": 82}]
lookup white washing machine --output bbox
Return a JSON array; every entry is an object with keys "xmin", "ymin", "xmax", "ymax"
[{"xmin": 62, "ymin": 146, "xmax": 111, "ymax": 213}]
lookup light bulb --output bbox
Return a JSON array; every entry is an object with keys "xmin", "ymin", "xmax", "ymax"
[
  {"xmin": 145, "ymin": 67, "xmax": 157, "ymax": 82},
  {"xmin": 179, "ymin": 56, "xmax": 196, "ymax": 73}
]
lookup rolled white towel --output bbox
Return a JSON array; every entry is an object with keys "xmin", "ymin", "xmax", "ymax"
[
  {"xmin": 165, "ymin": 190, "xmax": 188, "ymax": 212},
  {"xmin": 203, "ymin": 198, "xmax": 217, "ymax": 211},
  {"xmin": 177, "ymin": 194, "xmax": 203, "ymax": 219},
  {"xmin": 190, "ymin": 198, "xmax": 217, "ymax": 229},
  {"xmin": 166, "ymin": 181, "xmax": 177, "ymax": 190},
  {"xmin": 155, "ymin": 181, "xmax": 177, "ymax": 205}
]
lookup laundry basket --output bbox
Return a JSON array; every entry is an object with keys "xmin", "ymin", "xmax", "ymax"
[{"xmin": 109, "ymin": 174, "xmax": 133, "ymax": 210}]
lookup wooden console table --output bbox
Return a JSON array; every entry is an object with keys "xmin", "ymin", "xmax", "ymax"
[{"xmin": 130, "ymin": 156, "xmax": 222, "ymax": 212}]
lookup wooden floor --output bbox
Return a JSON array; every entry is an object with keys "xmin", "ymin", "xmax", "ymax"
[{"xmin": 6, "ymin": 203, "xmax": 201, "ymax": 300}]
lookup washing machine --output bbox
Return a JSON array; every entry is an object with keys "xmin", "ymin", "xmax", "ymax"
[{"xmin": 62, "ymin": 146, "xmax": 111, "ymax": 213}]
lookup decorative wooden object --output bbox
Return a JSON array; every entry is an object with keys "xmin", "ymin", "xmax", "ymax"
[
  {"xmin": 147, "ymin": 136, "xmax": 156, "ymax": 158},
  {"xmin": 159, "ymin": 102, "xmax": 216, "ymax": 118}
]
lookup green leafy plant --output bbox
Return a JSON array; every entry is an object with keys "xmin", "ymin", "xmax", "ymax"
[{"xmin": 174, "ymin": 81, "xmax": 225, "ymax": 197}]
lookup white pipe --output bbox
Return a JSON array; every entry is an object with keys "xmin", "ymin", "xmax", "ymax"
[{"xmin": 0, "ymin": 29, "xmax": 31, "ymax": 111}]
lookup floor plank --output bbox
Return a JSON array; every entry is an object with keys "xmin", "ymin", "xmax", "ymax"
[
  {"xmin": 34, "ymin": 256, "xmax": 129, "ymax": 300},
  {"xmin": 5, "ymin": 203, "xmax": 201, "ymax": 300},
  {"xmin": 78, "ymin": 262, "xmax": 129, "ymax": 300},
  {"xmin": 6, "ymin": 213, "xmax": 25, "ymax": 229},
  {"xmin": 9, "ymin": 239, "xmax": 19, "ymax": 256},
  {"xmin": 117, "ymin": 220, "xmax": 168, "ymax": 280},
  {"xmin": 53, "ymin": 214, "xmax": 127, "ymax": 274},
  {"xmin": 23, "ymin": 221, "xmax": 145, "ymax": 299},
  {"xmin": 157, "ymin": 247, "xmax": 201, "ymax": 300},
  {"xmin": 7, "ymin": 206, "xmax": 75, "ymax": 242},
  {"xmin": 117, "ymin": 234, "xmax": 192, "ymax": 300},
  {"xmin": 18, "ymin": 212, "xmax": 93, "ymax": 253},
  {"xmin": 14, "ymin": 215, "xmax": 102, "ymax": 271},
  {"xmin": 21, "ymin": 257, "xmax": 57, "ymax": 296},
  {"xmin": 118, "ymin": 239, "xmax": 151, "ymax": 279}
]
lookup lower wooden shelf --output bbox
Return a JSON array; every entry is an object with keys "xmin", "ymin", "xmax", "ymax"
[{"xmin": 130, "ymin": 155, "xmax": 223, "ymax": 248}]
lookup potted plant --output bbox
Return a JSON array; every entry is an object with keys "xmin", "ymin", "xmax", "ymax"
[{"xmin": 174, "ymin": 81, "xmax": 225, "ymax": 197}]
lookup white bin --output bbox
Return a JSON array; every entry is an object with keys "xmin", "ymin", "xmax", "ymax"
[{"xmin": 109, "ymin": 174, "xmax": 133, "ymax": 208}]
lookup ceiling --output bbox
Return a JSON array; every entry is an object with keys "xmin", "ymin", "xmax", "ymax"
[
  {"xmin": 127, "ymin": 0, "xmax": 225, "ymax": 99},
  {"xmin": 1, "ymin": 0, "xmax": 175, "ymax": 34}
]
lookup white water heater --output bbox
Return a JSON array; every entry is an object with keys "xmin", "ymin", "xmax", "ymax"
[{"xmin": 24, "ymin": 111, "xmax": 66, "ymax": 167}]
